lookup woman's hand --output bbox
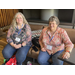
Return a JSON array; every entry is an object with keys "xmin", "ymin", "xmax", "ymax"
[
  {"xmin": 10, "ymin": 42, "xmax": 21, "ymax": 49},
  {"xmin": 41, "ymin": 48, "xmax": 46, "ymax": 52},
  {"xmin": 14, "ymin": 44, "xmax": 21, "ymax": 49},
  {"xmin": 22, "ymin": 42, "xmax": 26, "ymax": 46},
  {"xmin": 46, "ymin": 49, "xmax": 52, "ymax": 55},
  {"xmin": 62, "ymin": 52, "xmax": 70, "ymax": 59}
]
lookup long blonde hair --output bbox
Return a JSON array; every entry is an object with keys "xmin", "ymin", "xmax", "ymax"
[{"xmin": 10, "ymin": 12, "xmax": 29, "ymax": 32}]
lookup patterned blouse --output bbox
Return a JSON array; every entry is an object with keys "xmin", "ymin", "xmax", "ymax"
[
  {"xmin": 7, "ymin": 24, "xmax": 32, "ymax": 46},
  {"xmin": 39, "ymin": 27, "xmax": 74, "ymax": 54}
]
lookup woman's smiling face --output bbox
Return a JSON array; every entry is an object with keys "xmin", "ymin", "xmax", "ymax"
[
  {"xmin": 16, "ymin": 14, "xmax": 23, "ymax": 25},
  {"xmin": 49, "ymin": 21, "xmax": 58, "ymax": 31}
]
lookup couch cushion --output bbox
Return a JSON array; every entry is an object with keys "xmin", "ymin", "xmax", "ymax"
[
  {"xmin": 30, "ymin": 24, "xmax": 44, "ymax": 31},
  {"xmin": 64, "ymin": 28, "xmax": 75, "ymax": 44}
]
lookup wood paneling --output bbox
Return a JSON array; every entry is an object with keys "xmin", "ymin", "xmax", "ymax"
[{"xmin": 0, "ymin": 9, "xmax": 18, "ymax": 28}]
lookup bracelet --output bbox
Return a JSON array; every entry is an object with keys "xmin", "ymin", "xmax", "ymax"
[{"xmin": 66, "ymin": 50, "xmax": 70, "ymax": 54}]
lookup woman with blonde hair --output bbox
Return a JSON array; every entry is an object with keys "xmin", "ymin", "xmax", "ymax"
[{"xmin": 2, "ymin": 12, "xmax": 32, "ymax": 65}]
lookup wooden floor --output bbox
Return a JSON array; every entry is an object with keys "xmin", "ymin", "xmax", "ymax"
[{"xmin": 0, "ymin": 45, "xmax": 4, "ymax": 65}]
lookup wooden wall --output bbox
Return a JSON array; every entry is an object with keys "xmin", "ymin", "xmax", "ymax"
[{"xmin": 0, "ymin": 9, "xmax": 18, "ymax": 28}]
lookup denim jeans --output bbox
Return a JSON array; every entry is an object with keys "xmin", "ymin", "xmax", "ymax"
[
  {"xmin": 38, "ymin": 50, "xmax": 64, "ymax": 65},
  {"xmin": 2, "ymin": 44, "xmax": 31, "ymax": 65}
]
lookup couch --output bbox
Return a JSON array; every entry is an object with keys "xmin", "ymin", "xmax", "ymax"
[
  {"xmin": 0, "ymin": 24, "xmax": 75, "ymax": 64},
  {"xmin": 27, "ymin": 25, "xmax": 75, "ymax": 63}
]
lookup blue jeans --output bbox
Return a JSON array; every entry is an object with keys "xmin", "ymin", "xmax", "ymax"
[
  {"xmin": 2, "ymin": 44, "xmax": 31, "ymax": 65},
  {"xmin": 38, "ymin": 50, "xmax": 64, "ymax": 65}
]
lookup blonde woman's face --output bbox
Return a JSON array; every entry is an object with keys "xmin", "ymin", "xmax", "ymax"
[{"xmin": 16, "ymin": 14, "xmax": 23, "ymax": 25}]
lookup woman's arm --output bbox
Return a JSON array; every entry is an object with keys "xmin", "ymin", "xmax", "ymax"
[
  {"xmin": 39, "ymin": 30, "xmax": 46, "ymax": 52},
  {"xmin": 61, "ymin": 30, "xmax": 74, "ymax": 52},
  {"xmin": 39, "ymin": 31, "xmax": 43, "ymax": 49},
  {"xmin": 22, "ymin": 24, "xmax": 32, "ymax": 46},
  {"xmin": 10, "ymin": 42, "xmax": 14, "ymax": 47},
  {"xmin": 7, "ymin": 27, "xmax": 14, "ymax": 44},
  {"xmin": 61, "ymin": 29, "xmax": 74, "ymax": 59}
]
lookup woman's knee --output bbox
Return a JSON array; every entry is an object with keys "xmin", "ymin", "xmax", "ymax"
[
  {"xmin": 38, "ymin": 51, "xmax": 51, "ymax": 64},
  {"xmin": 52, "ymin": 50, "xmax": 64, "ymax": 65},
  {"xmin": 38, "ymin": 57, "xmax": 50, "ymax": 65},
  {"xmin": 38, "ymin": 55, "xmax": 47, "ymax": 65},
  {"xmin": 2, "ymin": 44, "xmax": 15, "ymax": 59},
  {"xmin": 16, "ymin": 47, "xmax": 30, "ymax": 62},
  {"xmin": 16, "ymin": 47, "xmax": 29, "ymax": 57},
  {"xmin": 37, "ymin": 56, "xmax": 43, "ymax": 64},
  {"xmin": 2, "ymin": 49, "xmax": 11, "ymax": 59}
]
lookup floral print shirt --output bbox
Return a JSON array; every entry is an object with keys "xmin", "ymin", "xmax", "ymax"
[
  {"xmin": 39, "ymin": 27, "xmax": 74, "ymax": 54},
  {"xmin": 7, "ymin": 24, "xmax": 32, "ymax": 46}
]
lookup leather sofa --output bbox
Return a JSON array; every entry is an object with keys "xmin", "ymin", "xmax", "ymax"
[
  {"xmin": 27, "ymin": 25, "xmax": 75, "ymax": 60},
  {"xmin": 0, "ymin": 24, "xmax": 75, "ymax": 64}
]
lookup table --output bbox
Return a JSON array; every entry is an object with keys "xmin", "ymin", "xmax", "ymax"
[{"xmin": 58, "ymin": 48, "xmax": 75, "ymax": 65}]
